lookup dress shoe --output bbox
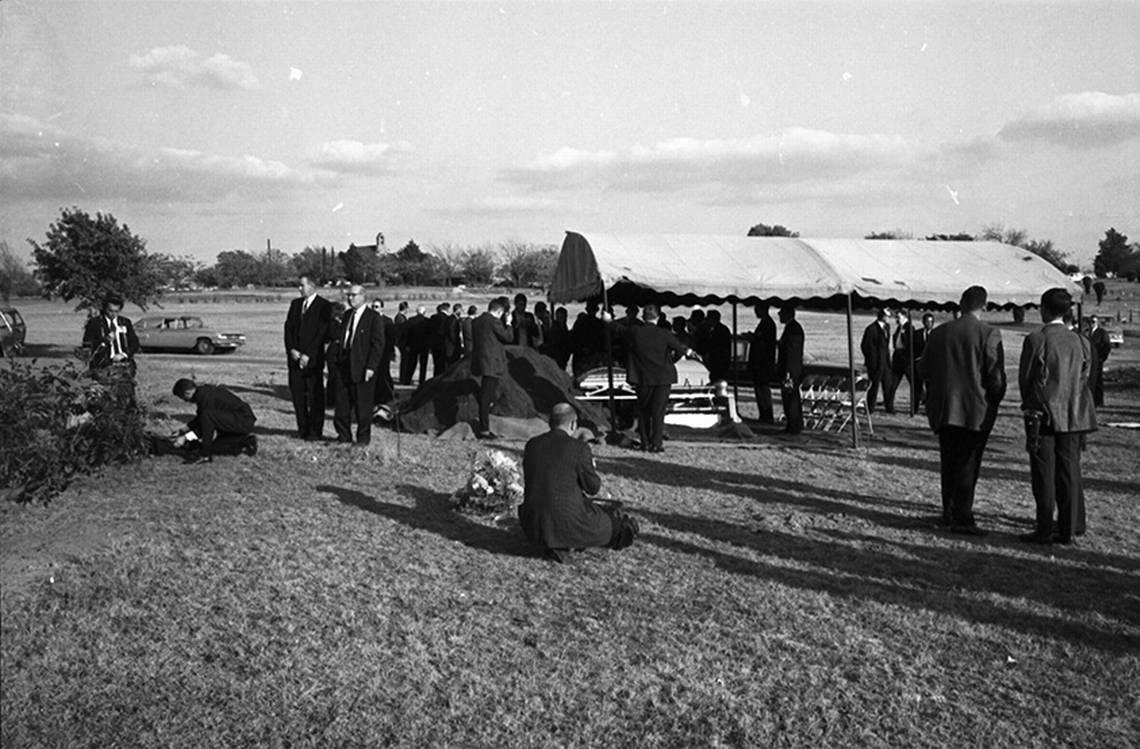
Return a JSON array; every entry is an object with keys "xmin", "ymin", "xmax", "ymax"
[
  {"xmin": 1051, "ymin": 535, "xmax": 1074, "ymax": 546},
  {"xmin": 1019, "ymin": 531, "xmax": 1053, "ymax": 544},
  {"xmin": 476, "ymin": 430, "xmax": 499, "ymax": 440},
  {"xmin": 649, "ymin": 444, "xmax": 664, "ymax": 453},
  {"xmin": 950, "ymin": 524, "xmax": 987, "ymax": 536},
  {"xmin": 241, "ymin": 434, "xmax": 258, "ymax": 456}
]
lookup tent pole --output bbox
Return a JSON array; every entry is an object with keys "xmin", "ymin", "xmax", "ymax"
[
  {"xmin": 731, "ymin": 301, "xmax": 739, "ymax": 405},
  {"xmin": 602, "ymin": 285, "xmax": 617, "ymax": 441},
  {"xmin": 846, "ymin": 293, "xmax": 859, "ymax": 449}
]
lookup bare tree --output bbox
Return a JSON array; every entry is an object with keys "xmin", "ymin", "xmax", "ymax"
[
  {"xmin": 431, "ymin": 242, "xmax": 465, "ymax": 287},
  {"xmin": 461, "ymin": 245, "xmax": 497, "ymax": 286}
]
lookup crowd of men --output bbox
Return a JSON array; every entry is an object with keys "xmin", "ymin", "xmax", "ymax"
[{"xmin": 80, "ymin": 278, "xmax": 1109, "ymax": 558}]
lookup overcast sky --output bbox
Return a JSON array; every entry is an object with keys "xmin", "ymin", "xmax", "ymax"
[{"xmin": 2, "ymin": 1, "xmax": 1137, "ymax": 268}]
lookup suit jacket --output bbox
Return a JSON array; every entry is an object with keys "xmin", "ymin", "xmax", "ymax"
[
  {"xmin": 625, "ymin": 324, "xmax": 688, "ymax": 386},
  {"xmin": 919, "ymin": 314, "xmax": 1006, "ymax": 433},
  {"xmin": 777, "ymin": 320, "xmax": 805, "ymax": 383},
  {"xmin": 460, "ymin": 316, "xmax": 474, "ymax": 357},
  {"xmin": 190, "ymin": 384, "xmax": 256, "ymax": 456},
  {"xmin": 891, "ymin": 321, "xmax": 917, "ymax": 371},
  {"xmin": 704, "ymin": 322, "xmax": 733, "ymax": 379},
  {"xmin": 283, "ymin": 294, "xmax": 332, "ymax": 372},
  {"xmin": 471, "ymin": 311, "xmax": 512, "ymax": 376},
  {"xmin": 380, "ymin": 314, "xmax": 396, "ymax": 363},
  {"xmin": 1019, "ymin": 322, "xmax": 1096, "ymax": 433},
  {"xmin": 83, "ymin": 314, "xmax": 140, "ymax": 367},
  {"xmin": 511, "ymin": 310, "xmax": 544, "ymax": 348},
  {"xmin": 748, "ymin": 316, "xmax": 777, "ymax": 379},
  {"xmin": 336, "ymin": 306, "xmax": 385, "ymax": 383},
  {"xmin": 429, "ymin": 311, "xmax": 460, "ymax": 359},
  {"xmin": 519, "ymin": 429, "xmax": 611, "ymax": 550},
  {"xmin": 1089, "ymin": 327, "xmax": 1112, "ymax": 365},
  {"xmin": 861, "ymin": 319, "xmax": 891, "ymax": 375}
]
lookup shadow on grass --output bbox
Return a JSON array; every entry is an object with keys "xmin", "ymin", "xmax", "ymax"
[
  {"xmin": 597, "ymin": 455, "xmax": 929, "ymax": 528},
  {"xmin": 317, "ymin": 483, "xmax": 537, "ymax": 558},
  {"xmin": 638, "ymin": 520, "xmax": 1140, "ymax": 654},
  {"xmin": 227, "ymin": 383, "xmax": 292, "ymax": 402}
]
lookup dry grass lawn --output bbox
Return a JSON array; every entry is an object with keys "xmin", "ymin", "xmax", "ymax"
[{"xmin": 2, "ymin": 288, "xmax": 1139, "ymax": 747}]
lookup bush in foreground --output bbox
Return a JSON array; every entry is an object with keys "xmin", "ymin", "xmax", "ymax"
[{"xmin": 0, "ymin": 359, "xmax": 149, "ymax": 504}]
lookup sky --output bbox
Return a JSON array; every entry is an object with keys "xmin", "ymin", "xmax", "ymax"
[{"xmin": 1, "ymin": 0, "xmax": 1138, "ymax": 269}]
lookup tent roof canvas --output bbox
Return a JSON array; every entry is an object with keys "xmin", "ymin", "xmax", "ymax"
[{"xmin": 550, "ymin": 232, "xmax": 1082, "ymax": 309}]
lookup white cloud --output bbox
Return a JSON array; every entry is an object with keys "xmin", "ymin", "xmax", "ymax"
[
  {"xmin": 308, "ymin": 139, "xmax": 412, "ymax": 175},
  {"xmin": 433, "ymin": 196, "xmax": 556, "ymax": 217},
  {"xmin": 129, "ymin": 45, "xmax": 260, "ymax": 91},
  {"xmin": 0, "ymin": 113, "xmax": 308, "ymax": 204},
  {"xmin": 999, "ymin": 92, "xmax": 1140, "ymax": 148},
  {"xmin": 503, "ymin": 128, "xmax": 921, "ymax": 193}
]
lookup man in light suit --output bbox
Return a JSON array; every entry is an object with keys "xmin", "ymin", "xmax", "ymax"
[
  {"xmin": 861, "ymin": 307, "xmax": 894, "ymax": 413},
  {"xmin": 82, "ymin": 295, "xmax": 140, "ymax": 373},
  {"xmin": 331, "ymin": 284, "xmax": 385, "ymax": 445},
  {"xmin": 284, "ymin": 276, "xmax": 332, "ymax": 440},
  {"xmin": 470, "ymin": 296, "xmax": 513, "ymax": 439},
  {"xmin": 1019, "ymin": 288, "xmax": 1097, "ymax": 545},
  {"xmin": 919, "ymin": 286, "xmax": 1006, "ymax": 534},
  {"xmin": 616, "ymin": 303, "xmax": 695, "ymax": 453}
]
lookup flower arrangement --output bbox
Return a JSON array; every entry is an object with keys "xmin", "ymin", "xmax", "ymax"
[{"xmin": 450, "ymin": 449, "xmax": 524, "ymax": 519}]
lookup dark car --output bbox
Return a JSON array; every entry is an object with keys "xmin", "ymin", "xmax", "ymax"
[
  {"xmin": 135, "ymin": 315, "xmax": 246, "ymax": 355},
  {"xmin": 0, "ymin": 307, "xmax": 26, "ymax": 357}
]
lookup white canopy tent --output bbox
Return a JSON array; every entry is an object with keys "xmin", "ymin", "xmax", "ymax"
[
  {"xmin": 550, "ymin": 231, "xmax": 1083, "ymax": 445},
  {"xmin": 550, "ymin": 232, "xmax": 1082, "ymax": 309}
]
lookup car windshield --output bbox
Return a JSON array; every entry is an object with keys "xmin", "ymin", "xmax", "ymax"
[{"xmin": 183, "ymin": 318, "xmax": 203, "ymax": 329}]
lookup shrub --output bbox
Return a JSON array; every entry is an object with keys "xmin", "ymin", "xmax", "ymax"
[{"xmin": 0, "ymin": 359, "xmax": 149, "ymax": 505}]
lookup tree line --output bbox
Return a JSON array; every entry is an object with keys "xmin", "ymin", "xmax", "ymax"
[{"xmin": 4, "ymin": 207, "xmax": 1139, "ymax": 309}]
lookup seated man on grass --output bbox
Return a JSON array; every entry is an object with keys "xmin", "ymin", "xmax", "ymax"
[
  {"xmin": 519, "ymin": 403, "xmax": 639, "ymax": 563},
  {"xmin": 166, "ymin": 378, "xmax": 258, "ymax": 463}
]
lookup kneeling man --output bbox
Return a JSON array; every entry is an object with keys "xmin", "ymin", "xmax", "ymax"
[
  {"xmin": 519, "ymin": 403, "xmax": 638, "ymax": 562},
  {"xmin": 171, "ymin": 378, "xmax": 258, "ymax": 463}
]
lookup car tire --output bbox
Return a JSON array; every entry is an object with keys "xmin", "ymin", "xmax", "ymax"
[{"xmin": 195, "ymin": 338, "xmax": 215, "ymax": 355}]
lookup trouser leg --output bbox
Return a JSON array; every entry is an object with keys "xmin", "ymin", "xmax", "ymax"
[
  {"xmin": 350, "ymin": 380, "xmax": 374, "ymax": 444},
  {"xmin": 478, "ymin": 376, "xmax": 498, "ymax": 433},
  {"xmin": 635, "ymin": 385, "xmax": 652, "ymax": 448},
  {"xmin": 752, "ymin": 373, "xmax": 773, "ymax": 423},
  {"xmin": 288, "ymin": 368, "xmax": 308, "ymax": 437},
  {"xmin": 1054, "ymin": 432, "xmax": 1081, "ymax": 540},
  {"xmin": 332, "ymin": 366, "xmax": 353, "ymax": 441},
  {"xmin": 1028, "ymin": 432, "xmax": 1056, "ymax": 535},
  {"xmin": 649, "ymin": 385, "xmax": 670, "ymax": 449}
]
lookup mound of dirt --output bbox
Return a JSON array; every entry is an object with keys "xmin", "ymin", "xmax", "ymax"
[{"xmin": 395, "ymin": 346, "xmax": 610, "ymax": 435}]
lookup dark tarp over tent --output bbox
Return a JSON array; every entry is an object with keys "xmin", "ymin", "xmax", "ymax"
[{"xmin": 550, "ymin": 231, "xmax": 1083, "ymax": 445}]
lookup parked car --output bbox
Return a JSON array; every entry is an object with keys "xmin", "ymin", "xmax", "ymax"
[
  {"xmin": 0, "ymin": 307, "xmax": 26, "ymax": 357},
  {"xmin": 1099, "ymin": 317, "xmax": 1125, "ymax": 348},
  {"xmin": 134, "ymin": 315, "xmax": 245, "ymax": 355}
]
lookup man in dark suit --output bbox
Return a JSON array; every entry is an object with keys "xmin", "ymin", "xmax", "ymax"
[
  {"xmin": 406, "ymin": 306, "xmax": 431, "ymax": 385},
  {"xmin": 82, "ymin": 295, "xmax": 140, "ymax": 373},
  {"xmin": 429, "ymin": 302, "xmax": 460, "ymax": 378},
  {"xmin": 748, "ymin": 302, "xmax": 778, "ymax": 424},
  {"xmin": 615, "ymin": 303, "xmax": 695, "ymax": 453},
  {"xmin": 331, "ymin": 285, "xmax": 385, "ymax": 445},
  {"xmin": 394, "ymin": 301, "xmax": 413, "ymax": 385},
  {"xmin": 460, "ymin": 304, "xmax": 477, "ymax": 358},
  {"xmin": 283, "ymin": 276, "xmax": 332, "ymax": 440},
  {"xmin": 171, "ymin": 378, "xmax": 257, "ymax": 462},
  {"xmin": 370, "ymin": 299, "xmax": 397, "ymax": 408},
  {"xmin": 519, "ymin": 403, "xmax": 639, "ymax": 563},
  {"xmin": 861, "ymin": 308, "xmax": 894, "ymax": 414},
  {"xmin": 777, "ymin": 303, "xmax": 805, "ymax": 435},
  {"xmin": 471, "ymin": 296, "xmax": 513, "ymax": 439},
  {"xmin": 1019, "ymin": 289, "xmax": 1097, "ymax": 545},
  {"xmin": 912, "ymin": 312, "xmax": 936, "ymax": 407},
  {"xmin": 919, "ymin": 285, "xmax": 1006, "ymax": 534},
  {"xmin": 703, "ymin": 309, "xmax": 733, "ymax": 383},
  {"xmin": 510, "ymin": 293, "xmax": 544, "ymax": 349},
  {"xmin": 890, "ymin": 309, "xmax": 919, "ymax": 412},
  {"xmin": 1085, "ymin": 316, "xmax": 1112, "ymax": 408}
]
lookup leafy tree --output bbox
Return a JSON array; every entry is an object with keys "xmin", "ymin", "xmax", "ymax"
[
  {"xmin": 292, "ymin": 245, "xmax": 341, "ymax": 285},
  {"xmin": 980, "ymin": 223, "xmax": 1027, "ymax": 248},
  {"xmin": 29, "ymin": 207, "xmax": 165, "ymax": 311},
  {"xmin": 258, "ymin": 246, "xmax": 293, "ymax": 287},
  {"xmin": 1094, "ymin": 228, "xmax": 1136, "ymax": 278},
  {"xmin": 461, "ymin": 246, "xmax": 497, "ymax": 286},
  {"xmin": 1, "ymin": 240, "xmax": 41, "ymax": 301},
  {"xmin": 431, "ymin": 242, "xmax": 465, "ymax": 286},
  {"xmin": 213, "ymin": 250, "xmax": 262, "ymax": 288},
  {"xmin": 864, "ymin": 230, "xmax": 913, "ymax": 240},
  {"xmin": 747, "ymin": 223, "xmax": 799, "ymax": 237},
  {"xmin": 390, "ymin": 240, "xmax": 438, "ymax": 286},
  {"xmin": 498, "ymin": 240, "xmax": 557, "ymax": 288},
  {"xmin": 152, "ymin": 254, "xmax": 200, "ymax": 289},
  {"xmin": 340, "ymin": 243, "xmax": 381, "ymax": 284},
  {"xmin": 1021, "ymin": 239, "xmax": 1070, "ymax": 273}
]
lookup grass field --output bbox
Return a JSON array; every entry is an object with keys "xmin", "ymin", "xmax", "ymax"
[{"xmin": 2, "ymin": 285, "xmax": 1139, "ymax": 746}]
